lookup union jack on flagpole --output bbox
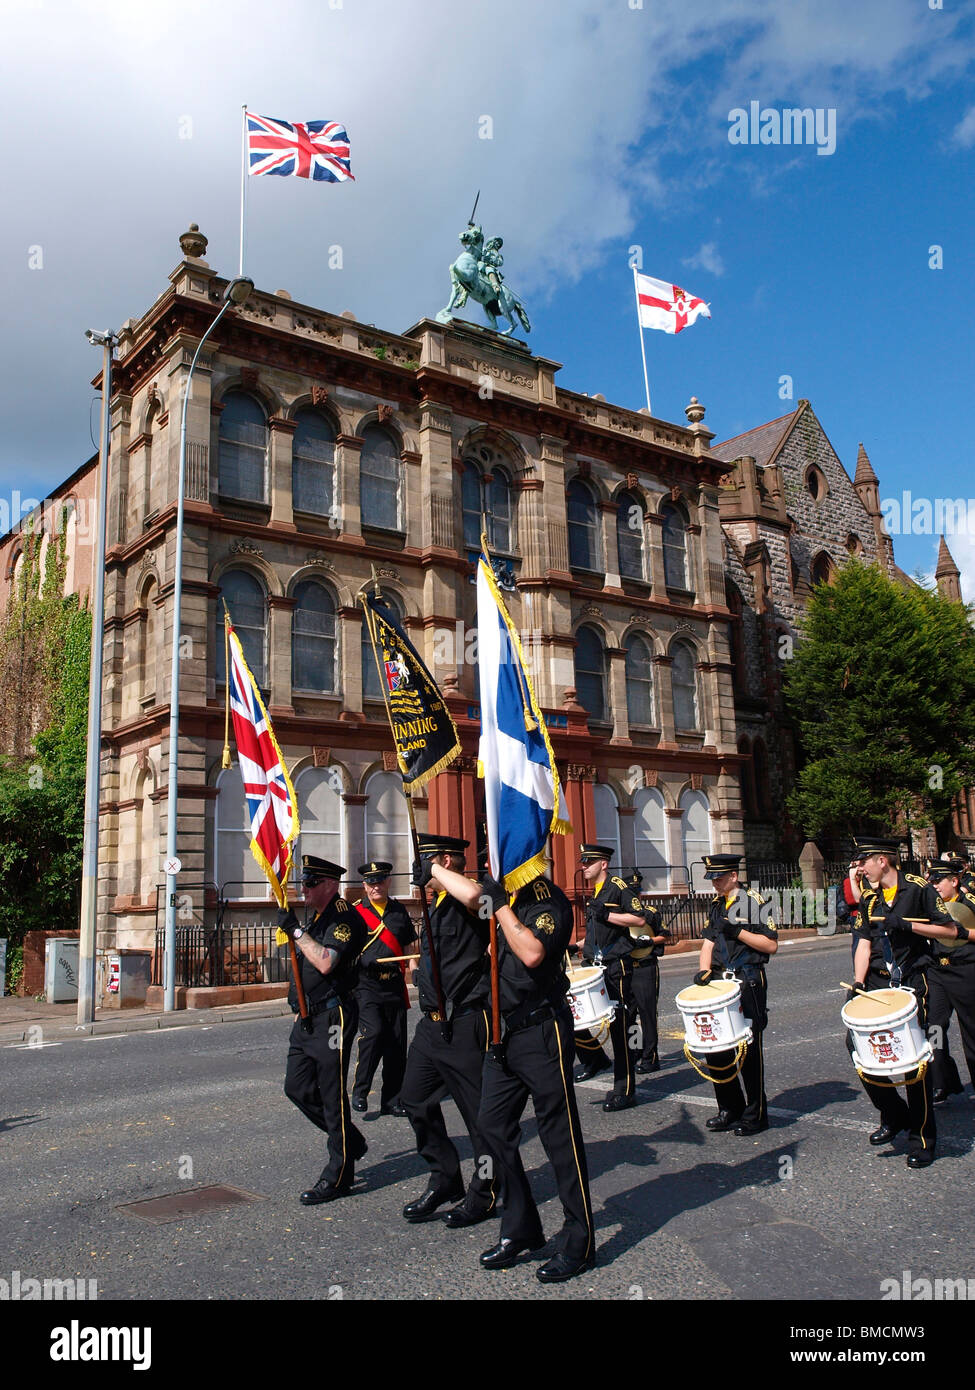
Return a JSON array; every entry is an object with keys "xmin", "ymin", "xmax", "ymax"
[
  {"xmin": 246, "ymin": 112, "xmax": 354, "ymax": 181},
  {"xmin": 223, "ymin": 610, "xmax": 299, "ymax": 909}
]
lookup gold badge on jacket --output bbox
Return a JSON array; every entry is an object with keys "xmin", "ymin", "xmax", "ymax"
[
  {"xmin": 333, "ymin": 924, "xmax": 351, "ymax": 943},
  {"xmin": 534, "ymin": 912, "xmax": 556, "ymax": 935}
]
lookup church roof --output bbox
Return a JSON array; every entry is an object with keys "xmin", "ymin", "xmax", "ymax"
[{"xmin": 711, "ymin": 408, "xmax": 800, "ymax": 468}]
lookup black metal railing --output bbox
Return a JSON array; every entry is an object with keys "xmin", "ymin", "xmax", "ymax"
[{"xmin": 152, "ymin": 923, "xmax": 290, "ymax": 989}]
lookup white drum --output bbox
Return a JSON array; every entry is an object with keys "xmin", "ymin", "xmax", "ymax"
[
  {"xmin": 566, "ymin": 965, "xmax": 617, "ymax": 1033},
  {"xmin": 841, "ymin": 987, "xmax": 932, "ymax": 1083},
  {"xmin": 675, "ymin": 979, "xmax": 752, "ymax": 1055}
]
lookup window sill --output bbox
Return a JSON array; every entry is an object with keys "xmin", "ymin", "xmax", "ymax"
[
  {"xmin": 361, "ymin": 524, "xmax": 407, "ymax": 549},
  {"xmin": 217, "ymin": 494, "xmax": 271, "ymax": 517},
  {"xmin": 569, "ymin": 566, "xmax": 607, "ymax": 586},
  {"xmin": 665, "ymin": 587, "xmax": 696, "ymax": 604}
]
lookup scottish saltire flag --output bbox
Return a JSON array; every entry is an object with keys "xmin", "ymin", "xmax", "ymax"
[
  {"xmin": 226, "ymin": 618, "xmax": 299, "ymax": 909},
  {"xmin": 476, "ymin": 552, "xmax": 570, "ymax": 893},
  {"xmin": 246, "ymin": 113, "xmax": 354, "ymax": 181}
]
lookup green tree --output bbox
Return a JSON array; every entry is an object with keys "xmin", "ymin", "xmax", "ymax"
[
  {"xmin": 784, "ymin": 560, "xmax": 975, "ymax": 840},
  {"xmin": 0, "ymin": 518, "xmax": 90, "ymax": 982}
]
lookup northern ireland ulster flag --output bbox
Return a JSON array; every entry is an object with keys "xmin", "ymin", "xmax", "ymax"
[{"xmin": 635, "ymin": 272, "xmax": 711, "ymax": 335}]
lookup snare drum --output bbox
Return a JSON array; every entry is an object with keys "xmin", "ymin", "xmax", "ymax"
[
  {"xmin": 841, "ymin": 987, "xmax": 932, "ymax": 1083},
  {"xmin": 675, "ymin": 979, "xmax": 752, "ymax": 1054},
  {"xmin": 566, "ymin": 965, "xmax": 617, "ymax": 1033}
]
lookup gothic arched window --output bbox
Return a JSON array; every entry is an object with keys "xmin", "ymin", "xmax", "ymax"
[
  {"xmin": 616, "ymin": 491, "xmax": 645, "ymax": 580},
  {"xmin": 292, "ymin": 580, "xmax": 337, "ymax": 693},
  {"xmin": 567, "ymin": 479, "xmax": 601, "ymax": 572},
  {"xmin": 217, "ymin": 570, "xmax": 267, "ymax": 688},
  {"xmin": 625, "ymin": 633, "xmax": 655, "ymax": 726},
  {"xmin": 661, "ymin": 501, "xmax": 689, "ymax": 590},
  {"xmin": 218, "ymin": 392, "xmax": 268, "ymax": 502},
  {"xmin": 360, "ymin": 425, "xmax": 401, "ymax": 532},
  {"xmin": 574, "ymin": 624, "xmax": 606, "ymax": 721},
  {"xmin": 671, "ymin": 640, "xmax": 699, "ymax": 731},
  {"xmin": 292, "ymin": 408, "xmax": 336, "ymax": 517}
]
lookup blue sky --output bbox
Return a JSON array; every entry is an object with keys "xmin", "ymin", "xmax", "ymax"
[{"xmin": 3, "ymin": 0, "xmax": 973, "ymax": 590}]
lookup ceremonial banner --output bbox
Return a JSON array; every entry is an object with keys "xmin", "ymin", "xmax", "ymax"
[
  {"xmin": 361, "ymin": 593, "xmax": 461, "ymax": 790},
  {"xmin": 224, "ymin": 616, "xmax": 299, "ymax": 910},
  {"xmin": 476, "ymin": 549, "xmax": 571, "ymax": 892}
]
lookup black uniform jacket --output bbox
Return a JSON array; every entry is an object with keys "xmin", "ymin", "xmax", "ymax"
[
  {"xmin": 354, "ymin": 898, "xmax": 416, "ymax": 1002},
  {"xmin": 854, "ymin": 871, "xmax": 953, "ymax": 981},
  {"xmin": 289, "ymin": 895, "xmax": 368, "ymax": 1011},
  {"xmin": 498, "ymin": 877, "xmax": 574, "ymax": 1016},
  {"xmin": 703, "ymin": 887, "xmax": 777, "ymax": 977},
  {"xmin": 417, "ymin": 890, "xmax": 491, "ymax": 1014},
  {"xmin": 582, "ymin": 875, "xmax": 646, "ymax": 963}
]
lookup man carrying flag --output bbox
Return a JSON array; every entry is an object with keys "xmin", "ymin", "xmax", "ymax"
[
  {"xmin": 223, "ymin": 610, "xmax": 367, "ymax": 1206},
  {"xmin": 472, "ymin": 544, "xmax": 596, "ymax": 1283}
]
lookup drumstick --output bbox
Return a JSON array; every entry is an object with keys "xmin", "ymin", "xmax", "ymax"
[
  {"xmin": 376, "ymin": 953, "xmax": 421, "ymax": 963},
  {"xmin": 840, "ymin": 980, "xmax": 875, "ymax": 1002}
]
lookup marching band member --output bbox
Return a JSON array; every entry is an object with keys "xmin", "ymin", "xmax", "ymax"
[
  {"xmin": 351, "ymin": 861, "xmax": 416, "ymax": 1117},
  {"xmin": 399, "ymin": 836, "xmax": 498, "ymax": 1228},
  {"xmin": 572, "ymin": 845, "xmax": 647, "ymax": 1111},
  {"xmin": 923, "ymin": 860, "xmax": 975, "ymax": 1105},
  {"xmin": 848, "ymin": 838, "xmax": 959, "ymax": 1167},
  {"xmin": 626, "ymin": 869, "xmax": 670, "ymax": 1075},
  {"xmin": 474, "ymin": 870, "xmax": 597, "ymax": 1282},
  {"xmin": 695, "ymin": 854, "xmax": 777, "ymax": 1136}
]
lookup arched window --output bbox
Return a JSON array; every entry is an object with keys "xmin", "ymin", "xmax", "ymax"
[
  {"xmin": 462, "ymin": 457, "xmax": 514, "ymax": 554},
  {"xmin": 616, "ymin": 491, "xmax": 645, "ymax": 580},
  {"xmin": 359, "ymin": 425, "xmax": 401, "ymax": 532},
  {"xmin": 218, "ymin": 392, "xmax": 268, "ymax": 502},
  {"xmin": 364, "ymin": 770, "xmax": 411, "ymax": 867},
  {"xmin": 661, "ymin": 501, "xmax": 689, "ymax": 590},
  {"xmin": 753, "ymin": 737, "xmax": 772, "ymax": 816},
  {"xmin": 811, "ymin": 551, "xmax": 834, "ymax": 586},
  {"xmin": 680, "ymin": 788, "xmax": 712, "ymax": 892},
  {"xmin": 671, "ymin": 641, "xmax": 700, "ymax": 731},
  {"xmin": 362, "ymin": 592, "xmax": 404, "ymax": 701},
  {"xmin": 625, "ymin": 633, "xmax": 655, "ymax": 726},
  {"xmin": 633, "ymin": 788, "xmax": 668, "ymax": 891},
  {"xmin": 295, "ymin": 767, "xmax": 345, "ymax": 876},
  {"xmin": 292, "ymin": 580, "xmax": 337, "ymax": 693},
  {"xmin": 140, "ymin": 580, "xmax": 157, "ymax": 699},
  {"xmin": 567, "ymin": 479, "xmax": 601, "ymax": 571},
  {"xmin": 489, "ymin": 469, "xmax": 513, "ymax": 553},
  {"xmin": 574, "ymin": 625, "xmax": 606, "ymax": 721},
  {"xmin": 215, "ymin": 766, "xmax": 269, "ymax": 896},
  {"xmin": 292, "ymin": 408, "xmax": 336, "ymax": 516},
  {"xmin": 806, "ymin": 466, "xmax": 827, "ymax": 501},
  {"xmin": 726, "ymin": 581, "xmax": 745, "ymax": 693},
  {"xmin": 462, "ymin": 460, "xmax": 482, "ymax": 550},
  {"xmin": 593, "ymin": 783, "xmax": 621, "ymax": 868},
  {"xmin": 216, "ymin": 570, "xmax": 267, "ymax": 689}
]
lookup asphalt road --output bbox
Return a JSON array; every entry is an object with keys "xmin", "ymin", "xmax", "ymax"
[{"xmin": 3, "ymin": 936, "xmax": 974, "ymax": 1303}]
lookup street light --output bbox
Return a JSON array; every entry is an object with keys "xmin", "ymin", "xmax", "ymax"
[
  {"xmin": 78, "ymin": 328, "xmax": 117, "ymax": 1025},
  {"xmin": 163, "ymin": 276, "xmax": 254, "ymax": 1010}
]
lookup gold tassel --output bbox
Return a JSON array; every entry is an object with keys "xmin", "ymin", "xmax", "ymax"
[{"xmin": 221, "ymin": 606, "xmax": 233, "ymax": 769}]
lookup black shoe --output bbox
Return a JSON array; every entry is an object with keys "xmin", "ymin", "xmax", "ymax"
[
  {"xmin": 932, "ymin": 1082, "xmax": 962, "ymax": 1105},
  {"xmin": 574, "ymin": 1062, "xmax": 610, "ymax": 1083},
  {"xmin": 536, "ymin": 1250, "xmax": 595, "ymax": 1284},
  {"xmin": 480, "ymin": 1237, "xmax": 544, "ymax": 1269},
  {"xmin": 402, "ymin": 1180, "xmax": 465, "ymax": 1223},
  {"xmin": 706, "ymin": 1110, "xmax": 743, "ymax": 1132},
  {"xmin": 603, "ymin": 1093, "xmax": 636, "ymax": 1112},
  {"xmin": 351, "ymin": 1097, "xmax": 368, "ymax": 1113},
  {"xmin": 443, "ymin": 1202, "xmax": 496, "ymax": 1229},
  {"xmin": 869, "ymin": 1123, "xmax": 904, "ymax": 1147},
  {"xmin": 300, "ymin": 1177, "xmax": 351, "ymax": 1206},
  {"xmin": 380, "ymin": 1103, "xmax": 408, "ymax": 1117},
  {"xmin": 636, "ymin": 1059, "xmax": 660, "ymax": 1074},
  {"xmin": 733, "ymin": 1118, "xmax": 769, "ymax": 1136},
  {"xmin": 906, "ymin": 1150, "xmax": 936, "ymax": 1169}
]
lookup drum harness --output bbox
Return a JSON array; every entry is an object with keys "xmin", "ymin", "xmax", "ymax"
[
  {"xmin": 681, "ymin": 925, "xmax": 756, "ymax": 1083},
  {"xmin": 852, "ymin": 895, "xmax": 930, "ymax": 1088}
]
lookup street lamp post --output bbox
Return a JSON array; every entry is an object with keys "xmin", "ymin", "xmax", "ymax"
[
  {"xmin": 163, "ymin": 277, "xmax": 253, "ymax": 1011},
  {"xmin": 77, "ymin": 328, "xmax": 117, "ymax": 1026}
]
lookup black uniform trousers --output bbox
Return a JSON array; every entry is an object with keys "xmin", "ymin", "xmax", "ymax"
[
  {"xmin": 284, "ymin": 996, "xmax": 365, "ymax": 1188},
  {"xmin": 478, "ymin": 1008, "xmax": 595, "ymax": 1262},
  {"xmin": 631, "ymin": 957, "xmax": 660, "ymax": 1065},
  {"xmin": 846, "ymin": 968, "xmax": 937, "ymax": 1156},
  {"xmin": 707, "ymin": 975, "xmax": 768, "ymax": 1127},
  {"xmin": 925, "ymin": 945, "xmax": 975, "ymax": 1093},
  {"xmin": 574, "ymin": 958, "xmax": 636, "ymax": 1098},
  {"xmin": 400, "ymin": 1009, "xmax": 498, "ymax": 1213},
  {"xmin": 352, "ymin": 995, "xmax": 408, "ymax": 1109}
]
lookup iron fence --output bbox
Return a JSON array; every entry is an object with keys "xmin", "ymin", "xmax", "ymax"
[{"xmin": 152, "ymin": 923, "xmax": 290, "ymax": 989}]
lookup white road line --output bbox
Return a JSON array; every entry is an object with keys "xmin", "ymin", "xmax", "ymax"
[
  {"xmin": 577, "ymin": 1078, "xmax": 873, "ymax": 1131},
  {"xmin": 6, "ymin": 1041, "xmax": 63, "ymax": 1050}
]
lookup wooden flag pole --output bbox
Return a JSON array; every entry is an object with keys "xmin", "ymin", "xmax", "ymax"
[
  {"xmin": 358, "ymin": 571, "xmax": 451, "ymax": 1037},
  {"xmin": 477, "ymin": 531, "xmax": 504, "ymax": 1051}
]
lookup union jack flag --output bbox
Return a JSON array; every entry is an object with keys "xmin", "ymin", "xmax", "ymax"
[
  {"xmin": 246, "ymin": 112, "xmax": 354, "ymax": 182},
  {"xmin": 226, "ymin": 618, "xmax": 299, "ymax": 906}
]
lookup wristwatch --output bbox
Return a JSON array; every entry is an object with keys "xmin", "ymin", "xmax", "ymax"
[{"xmin": 293, "ymin": 927, "xmax": 305, "ymax": 941}]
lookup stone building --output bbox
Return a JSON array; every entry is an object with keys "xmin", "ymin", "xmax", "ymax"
[{"xmin": 0, "ymin": 225, "xmax": 748, "ymax": 956}]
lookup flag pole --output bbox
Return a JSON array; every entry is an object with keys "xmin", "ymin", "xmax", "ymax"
[
  {"xmin": 632, "ymin": 263, "xmax": 652, "ymax": 415},
  {"xmin": 358, "ymin": 570, "xmax": 451, "ymax": 1039},
  {"xmin": 239, "ymin": 104, "xmax": 248, "ymax": 277},
  {"xmin": 479, "ymin": 529, "xmax": 504, "ymax": 1050}
]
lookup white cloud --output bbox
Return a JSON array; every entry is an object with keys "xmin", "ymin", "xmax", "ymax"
[
  {"xmin": 681, "ymin": 242, "xmax": 725, "ymax": 278},
  {"xmin": 952, "ymin": 106, "xmax": 975, "ymax": 148}
]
